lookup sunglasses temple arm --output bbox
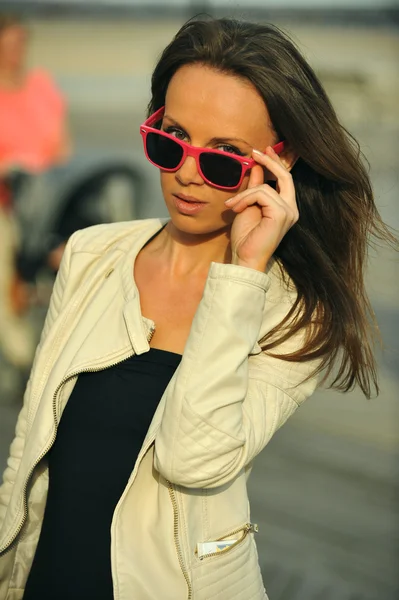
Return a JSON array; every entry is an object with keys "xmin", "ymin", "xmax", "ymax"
[{"xmin": 273, "ymin": 141, "xmax": 285, "ymax": 155}]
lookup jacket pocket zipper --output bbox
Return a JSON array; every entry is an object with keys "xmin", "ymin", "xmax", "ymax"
[
  {"xmin": 196, "ymin": 522, "xmax": 258, "ymax": 560},
  {"xmin": 167, "ymin": 481, "xmax": 193, "ymax": 600}
]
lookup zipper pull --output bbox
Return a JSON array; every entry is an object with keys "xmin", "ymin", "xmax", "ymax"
[{"xmin": 247, "ymin": 523, "xmax": 259, "ymax": 533}]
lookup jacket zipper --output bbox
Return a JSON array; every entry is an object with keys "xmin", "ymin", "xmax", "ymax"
[
  {"xmin": 158, "ymin": 324, "xmax": 191, "ymax": 598},
  {"xmin": 196, "ymin": 522, "xmax": 258, "ymax": 560},
  {"xmin": 0, "ymin": 348, "xmax": 135, "ymax": 555},
  {"xmin": 167, "ymin": 481, "xmax": 193, "ymax": 600},
  {"xmin": 147, "ymin": 324, "xmax": 155, "ymax": 344}
]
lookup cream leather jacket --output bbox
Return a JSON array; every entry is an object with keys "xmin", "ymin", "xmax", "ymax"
[{"xmin": 0, "ymin": 218, "xmax": 319, "ymax": 600}]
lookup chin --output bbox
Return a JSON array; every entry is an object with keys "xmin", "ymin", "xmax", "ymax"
[{"xmin": 166, "ymin": 206, "xmax": 233, "ymax": 238}]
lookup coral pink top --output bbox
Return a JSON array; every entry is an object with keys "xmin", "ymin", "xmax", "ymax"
[{"xmin": 0, "ymin": 68, "xmax": 66, "ymax": 175}]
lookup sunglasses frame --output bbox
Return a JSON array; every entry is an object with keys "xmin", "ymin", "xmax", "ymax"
[{"xmin": 140, "ymin": 106, "xmax": 285, "ymax": 191}]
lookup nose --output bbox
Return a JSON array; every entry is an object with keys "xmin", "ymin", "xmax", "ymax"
[{"xmin": 176, "ymin": 155, "xmax": 204, "ymax": 186}]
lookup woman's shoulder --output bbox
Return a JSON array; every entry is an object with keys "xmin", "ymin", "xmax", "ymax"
[{"xmin": 69, "ymin": 218, "xmax": 167, "ymax": 256}]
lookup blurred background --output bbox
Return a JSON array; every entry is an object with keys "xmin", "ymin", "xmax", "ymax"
[{"xmin": 0, "ymin": 1, "xmax": 398, "ymax": 599}]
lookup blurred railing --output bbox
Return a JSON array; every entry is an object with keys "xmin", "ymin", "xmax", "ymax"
[{"xmin": 1, "ymin": 0, "xmax": 399, "ymax": 28}]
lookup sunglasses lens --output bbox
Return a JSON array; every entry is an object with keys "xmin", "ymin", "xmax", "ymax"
[
  {"xmin": 199, "ymin": 153, "xmax": 242, "ymax": 188},
  {"xmin": 146, "ymin": 132, "xmax": 183, "ymax": 170}
]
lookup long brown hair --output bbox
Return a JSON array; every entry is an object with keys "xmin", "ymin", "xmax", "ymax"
[{"xmin": 148, "ymin": 17, "xmax": 397, "ymax": 398}]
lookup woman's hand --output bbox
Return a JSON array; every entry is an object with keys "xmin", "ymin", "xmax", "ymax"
[{"xmin": 225, "ymin": 146, "xmax": 299, "ymax": 272}]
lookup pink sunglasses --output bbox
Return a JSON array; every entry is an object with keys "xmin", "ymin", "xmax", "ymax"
[{"xmin": 140, "ymin": 106, "xmax": 285, "ymax": 190}]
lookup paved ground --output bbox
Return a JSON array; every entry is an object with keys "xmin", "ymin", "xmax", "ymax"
[{"xmin": 1, "ymin": 17, "xmax": 398, "ymax": 600}]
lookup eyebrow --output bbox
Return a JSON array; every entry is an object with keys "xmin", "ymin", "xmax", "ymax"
[{"xmin": 163, "ymin": 114, "xmax": 252, "ymax": 148}]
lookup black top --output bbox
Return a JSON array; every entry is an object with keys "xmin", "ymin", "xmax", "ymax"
[{"xmin": 23, "ymin": 348, "xmax": 181, "ymax": 600}]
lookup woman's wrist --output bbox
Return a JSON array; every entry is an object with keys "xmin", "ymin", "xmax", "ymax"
[{"xmin": 231, "ymin": 254, "xmax": 269, "ymax": 273}]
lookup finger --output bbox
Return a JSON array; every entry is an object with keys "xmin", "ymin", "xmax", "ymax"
[
  {"xmin": 229, "ymin": 188, "xmax": 299, "ymax": 225},
  {"xmin": 225, "ymin": 181, "xmax": 285, "ymax": 209},
  {"xmin": 229, "ymin": 189, "xmax": 294, "ymax": 220},
  {"xmin": 252, "ymin": 148, "xmax": 295, "ymax": 207},
  {"xmin": 246, "ymin": 163, "xmax": 264, "ymax": 190}
]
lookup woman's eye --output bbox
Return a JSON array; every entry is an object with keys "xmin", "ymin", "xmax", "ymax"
[
  {"xmin": 164, "ymin": 126, "xmax": 187, "ymax": 141},
  {"xmin": 218, "ymin": 144, "xmax": 245, "ymax": 156}
]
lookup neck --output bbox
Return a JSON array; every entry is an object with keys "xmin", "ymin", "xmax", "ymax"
[
  {"xmin": 148, "ymin": 221, "xmax": 232, "ymax": 278},
  {"xmin": 0, "ymin": 64, "xmax": 25, "ymax": 89}
]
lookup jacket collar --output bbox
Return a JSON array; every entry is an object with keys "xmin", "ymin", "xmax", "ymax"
[{"xmin": 61, "ymin": 218, "xmax": 169, "ymax": 378}]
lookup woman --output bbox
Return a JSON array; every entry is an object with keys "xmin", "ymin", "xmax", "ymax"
[
  {"xmin": 0, "ymin": 14, "xmax": 70, "ymax": 175},
  {"xmin": 0, "ymin": 13, "xmax": 71, "ymax": 370},
  {"xmin": 0, "ymin": 17, "xmax": 393, "ymax": 600}
]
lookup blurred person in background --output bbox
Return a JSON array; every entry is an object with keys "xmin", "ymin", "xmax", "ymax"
[
  {"xmin": 0, "ymin": 13, "xmax": 71, "ymax": 372},
  {"xmin": 0, "ymin": 16, "xmax": 396, "ymax": 600}
]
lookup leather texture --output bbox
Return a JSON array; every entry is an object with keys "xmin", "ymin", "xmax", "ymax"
[{"xmin": 0, "ymin": 218, "xmax": 320, "ymax": 599}]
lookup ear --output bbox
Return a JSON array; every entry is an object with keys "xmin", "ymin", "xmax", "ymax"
[
  {"xmin": 279, "ymin": 144, "xmax": 299, "ymax": 172},
  {"xmin": 264, "ymin": 144, "xmax": 298, "ymax": 182}
]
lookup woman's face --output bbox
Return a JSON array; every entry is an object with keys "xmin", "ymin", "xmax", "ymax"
[
  {"xmin": 0, "ymin": 25, "xmax": 27, "ymax": 71},
  {"xmin": 160, "ymin": 63, "xmax": 277, "ymax": 236}
]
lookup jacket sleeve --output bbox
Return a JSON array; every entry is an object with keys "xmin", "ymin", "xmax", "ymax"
[
  {"xmin": 0, "ymin": 234, "xmax": 74, "ymax": 528},
  {"xmin": 153, "ymin": 261, "xmax": 320, "ymax": 489}
]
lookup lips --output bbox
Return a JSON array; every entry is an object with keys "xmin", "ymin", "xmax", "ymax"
[
  {"xmin": 174, "ymin": 194, "xmax": 207, "ymax": 204},
  {"xmin": 173, "ymin": 194, "xmax": 208, "ymax": 215}
]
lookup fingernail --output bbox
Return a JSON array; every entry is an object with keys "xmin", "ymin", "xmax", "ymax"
[
  {"xmin": 224, "ymin": 198, "xmax": 234, "ymax": 205},
  {"xmin": 252, "ymin": 149, "xmax": 264, "ymax": 156}
]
